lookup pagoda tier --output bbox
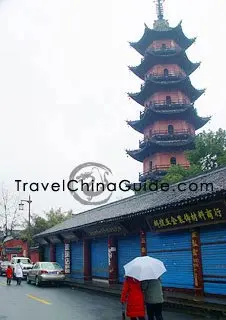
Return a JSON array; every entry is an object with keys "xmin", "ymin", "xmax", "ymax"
[
  {"xmin": 138, "ymin": 163, "xmax": 190, "ymax": 182},
  {"xmin": 129, "ymin": 21, "xmax": 196, "ymax": 56},
  {"xmin": 126, "ymin": 131, "xmax": 195, "ymax": 162},
  {"xmin": 128, "ymin": 77, "xmax": 205, "ymax": 106},
  {"xmin": 127, "ymin": 106, "xmax": 210, "ymax": 133},
  {"xmin": 129, "ymin": 51, "xmax": 200, "ymax": 80},
  {"xmin": 139, "ymin": 167, "xmax": 168, "ymax": 182}
]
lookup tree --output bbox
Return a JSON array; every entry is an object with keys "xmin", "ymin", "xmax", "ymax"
[
  {"xmin": 161, "ymin": 164, "xmax": 201, "ymax": 185},
  {"xmin": 45, "ymin": 208, "xmax": 73, "ymax": 229},
  {"xmin": 0, "ymin": 186, "xmax": 21, "ymax": 237},
  {"xmin": 186, "ymin": 128, "xmax": 226, "ymax": 171},
  {"xmin": 21, "ymin": 208, "xmax": 73, "ymax": 245},
  {"xmin": 162, "ymin": 129, "xmax": 226, "ymax": 185},
  {"xmin": 135, "ymin": 128, "xmax": 226, "ymax": 192}
]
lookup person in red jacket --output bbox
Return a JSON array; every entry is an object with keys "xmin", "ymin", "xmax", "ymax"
[
  {"xmin": 6, "ymin": 265, "xmax": 13, "ymax": 285},
  {"xmin": 121, "ymin": 276, "xmax": 145, "ymax": 320}
]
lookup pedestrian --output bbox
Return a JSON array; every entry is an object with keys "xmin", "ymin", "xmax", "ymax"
[
  {"xmin": 6, "ymin": 265, "xmax": 13, "ymax": 285},
  {"xmin": 141, "ymin": 278, "xmax": 164, "ymax": 320},
  {"xmin": 14, "ymin": 259, "xmax": 23, "ymax": 285},
  {"xmin": 121, "ymin": 276, "xmax": 145, "ymax": 320}
]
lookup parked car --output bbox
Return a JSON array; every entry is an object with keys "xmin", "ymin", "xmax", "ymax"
[
  {"xmin": 27, "ymin": 262, "xmax": 65, "ymax": 286},
  {"xmin": 0, "ymin": 261, "xmax": 10, "ymax": 276},
  {"xmin": 10, "ymin": 257, "xmax": 33, "ymax": 278}
]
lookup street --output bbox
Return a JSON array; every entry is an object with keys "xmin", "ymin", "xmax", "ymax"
[{"xmin": 0, "ymin": 278, "xmax": 207, "ymax": 320}]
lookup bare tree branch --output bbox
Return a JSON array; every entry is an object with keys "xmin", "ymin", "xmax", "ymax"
[{"xmin": 0, "ymin": 184, "xmax": 21, "ymax": 236}]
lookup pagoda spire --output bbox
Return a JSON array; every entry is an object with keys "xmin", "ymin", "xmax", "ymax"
[{"xmin": 155, "ymin": 0, "xmax": 164, "ymax": 20}]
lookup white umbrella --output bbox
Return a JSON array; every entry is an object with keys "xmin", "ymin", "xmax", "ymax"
[{"xmin": 123, "ymin": 256, "xmax": 166, "ymax": 281}]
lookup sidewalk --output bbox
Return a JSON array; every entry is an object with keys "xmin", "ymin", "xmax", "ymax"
[{"xmin": 64, "ymin": 278, "xmax": 226, "ymax": 318}]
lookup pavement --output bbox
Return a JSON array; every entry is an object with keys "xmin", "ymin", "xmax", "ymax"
[
  {"xmin": 0, "ymin": 277, "xmax": 210, "ymax": 320},
  {"xmin": 64, "ymin": 279, "xmax": 226, "ymax": 316}
]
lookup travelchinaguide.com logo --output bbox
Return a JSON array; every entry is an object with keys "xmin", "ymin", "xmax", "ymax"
[{"xmin": 69, "ymin": 162, "xmax": 114, "ymax": 205}]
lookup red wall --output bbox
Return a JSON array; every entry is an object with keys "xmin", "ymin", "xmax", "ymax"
[
  {"xmin": 3, "ymin": 239, "xmax": 28, "ymax": 261},
  {"xmin": 146, "ymin": 64, "xmax": 185, "ymax": 77},
  {"xmin": 145, "ymin": 91, "xmax": 190, "ymax": 107},
  {"xmin": 144, "ymin": 120, "xmax": 195, "ymax": 137},
  {"xmin": 143, "ymin": 152, "xmax": 190, "ymax": 173},
  {"xmin": 30, "ymin": 250, "xmax": 40, "ymax": 264}
]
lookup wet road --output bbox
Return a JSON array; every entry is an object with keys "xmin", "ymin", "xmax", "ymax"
[{"xmin": 0, "ymin": 277, "xmax": 207, "ymax": 320}]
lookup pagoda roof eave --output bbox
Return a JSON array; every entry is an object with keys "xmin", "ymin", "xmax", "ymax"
[
  {"xmin": 126, "ymin": 148, "xmax": 147, "ymax": 162},
  {"xmin": 126, "ymin": 139, "xmax": 195, "ymax": 162},
  {"xmin": 129, "ymin": 21, "xmax": 196, "ymax": 56},
  {"xmin": 129, "ymin": 52, "xmax": 201, "ymax": 80},
  {"xmin": 128, "ymin": 78, "xmax": 205, "ymax": 106},
  {"xmin": 127, "ymin": 120, "xmax": 144, "ymax": 134},
  {"xmin": 127, "ymin": 110, "xmax": 211, "ymax": 133}
]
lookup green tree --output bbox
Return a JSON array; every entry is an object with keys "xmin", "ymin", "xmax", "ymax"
[
  {"xmin": 135, "ymin": 128, "xmax": 226, "ymax": 193},
  {"xmin": 186, "ymin": 128, "xmax": 226, "ymax": 171},
  {"xmin": 21, "ymin": 208, "xmax": 73, "ymax": 245},
  {"xmin": 161, "ymin": 164, "xmax": 201, "ymax": 185},
  {"xmin": 45, "ymin": 208, "xmax": 73, "ymax": 229}
]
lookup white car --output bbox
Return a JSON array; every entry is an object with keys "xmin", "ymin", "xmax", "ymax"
[{"xmin": 10, "ymin": 257, "xmax": 33, "ymax": 278}]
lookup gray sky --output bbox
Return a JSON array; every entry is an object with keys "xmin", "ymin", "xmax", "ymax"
[{"xmin": 0, "ymin": 0, "xmax": 225, "ymax": 217}]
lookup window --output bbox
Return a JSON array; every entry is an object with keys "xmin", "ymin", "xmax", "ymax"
[
  {"xmin": 170, "ymin": 157, "xmax": 177, "ymax": 165},
  {"xmin": 161, "ymin": 43, "xmax": 166, "ymax": 49},
  {"xmin": 168, "ymin": 125, "xmax": 174, "ymax": 134},
  {"xmin": 149, "ymin": 161, "xmax": 153, "ymax": 171},
  {"xmin": 166, "ymin": 96, "xmax": 171, "ymax": 105},
  {"xmin": 164, "ymin": 68, "xmax": 169, "ymax": 77}
]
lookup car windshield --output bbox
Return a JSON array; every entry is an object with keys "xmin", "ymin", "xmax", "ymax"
[
  {"xmin": 17, "ymin": 259, "xmax": 31, "ymax": 264},
  {"xmin": 40, "ymin": 262, "xmax": 62, "ymax": 270}
]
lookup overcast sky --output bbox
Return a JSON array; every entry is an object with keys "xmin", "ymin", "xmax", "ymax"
[{"xmin": 0, "ymin": 0, "xmax": 225, "ymax": 218}]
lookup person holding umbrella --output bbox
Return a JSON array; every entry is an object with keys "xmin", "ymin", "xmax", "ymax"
[
  {"xmin": 141, "ymin": 278, "xmax": 164, "ymax": 320},
  {"xmin": 120, "ymin": 276, "xmax": 145, "ymax": 320},
  {"xmin": 123, "ymin": 256, "xmax": 166, "ymax": 320}
]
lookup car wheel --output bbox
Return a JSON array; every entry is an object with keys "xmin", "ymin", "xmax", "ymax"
[
  {"xmin": 35, "ymin": 276, "xmax": 40, "ymax": 286},
  {"xmin": 27, "ymin": 277, "xmax": 31, "ymax": 284}
]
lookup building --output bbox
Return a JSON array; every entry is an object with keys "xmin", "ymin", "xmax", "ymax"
[
  {"xmin": 34, "ymin": 166, "xmax": 226, "ymax": 297},
  {"xmin": 1, "ymin": 232, "xmax": 28, "ymax": 261},
  {"xmin": 126, "ymin": 0, "xmax": 210, "ymax": 183},
  {"xmin": 0, "ymin": 230, "xmax": 38, "ymax": 263}
]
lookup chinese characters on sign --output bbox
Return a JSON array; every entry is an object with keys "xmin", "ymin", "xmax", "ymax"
[
  {"xmin": 64, "ymin": 242, "xmax": 71, "ymax": 274},
  {"xmin": 191, "ymin": 231, "xmax": 203, "ymax": 294},
  {"xmin": 148, "ymin": 203, "xmax": 226, "ymax": 232},
  {"xmin": 140, "ymin": 230, "xmax": 147, "ymax": 256}
]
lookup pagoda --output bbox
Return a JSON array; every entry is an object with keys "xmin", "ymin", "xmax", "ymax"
[{"xmin": 126, "ymin": 0, "xmax": 210, "ymax": 183}]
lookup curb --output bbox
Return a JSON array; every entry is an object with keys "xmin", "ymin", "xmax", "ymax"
[{"xmin": 64, "ymin": 280, "xmax": 226, "ymax": 319}]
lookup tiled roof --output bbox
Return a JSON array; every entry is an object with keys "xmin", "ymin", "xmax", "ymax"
[{"xmin": 34, "ymin": 166, "xmax": 226, "ymax": 238}]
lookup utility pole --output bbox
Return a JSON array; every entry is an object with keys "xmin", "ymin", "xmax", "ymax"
[{"xmin": 19, "ymin": 195, "xmax": 32, "ymax": 258}]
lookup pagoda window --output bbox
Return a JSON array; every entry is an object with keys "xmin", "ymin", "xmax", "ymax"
[
  {"xmin": 164, "ymin": 68, "xmax": 169, "ymax": 77},
  {"xmin": 166, "ymin": 96, "xmax": 171, "ymax": 105},
  {"xmin": 149, "ymin": 161, "xmax": 153, "ymax": 171},
  {"xmin": 168, "ymin": 125, "xmax": 174, "ymax": 134},
  {"xmin": 170, "ymin": 157, "xmax": 177, "ymax": 165}
]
